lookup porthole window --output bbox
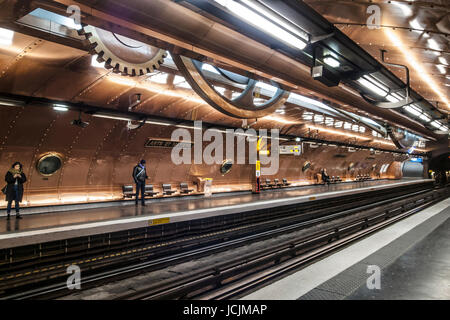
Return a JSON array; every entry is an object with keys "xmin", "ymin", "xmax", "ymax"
[
  {"xmin": 220, "ymin": 159, "xmax": 233, "ymax": 175},
  {"xmin": 37, "ymin": 153, "xmax": 63, "ymax": 176},
  {"xmin": 348, "ymin": 162, "xmax": 355, "ymax": 171}
]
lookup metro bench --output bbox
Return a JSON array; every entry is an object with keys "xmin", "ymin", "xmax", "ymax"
[
  {"xmin": 261, "ymin": 178, "xmax": 291, "ymax": 189},
  {"xmin": 122, "ymin": 182, "xmax": 195, "ymax": 198}
]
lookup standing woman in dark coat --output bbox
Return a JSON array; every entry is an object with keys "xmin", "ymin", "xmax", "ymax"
[{"xmin": 4, "ymin": 162, "xmax": 26, "ymax": 219}]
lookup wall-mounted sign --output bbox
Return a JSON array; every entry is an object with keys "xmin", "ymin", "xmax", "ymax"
[
  {"xmin": 280, "ymin": 145, "xmax": 301, "ymax": 155},
  {"xmin": 144, "ymin": 138, "xmax": 193, "ymax": 148}
]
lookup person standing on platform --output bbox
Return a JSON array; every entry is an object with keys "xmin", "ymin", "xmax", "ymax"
[
  {"xmin": 321, "ymin": 168, "xmax": 330, "ymax": 185},
  {"xmin": 132, "ymin": 159, "xmax": 149, "ymax": 206},
  {"xmin": 4, "ymin": 162, "xmax": 27, "ymax": 219}
]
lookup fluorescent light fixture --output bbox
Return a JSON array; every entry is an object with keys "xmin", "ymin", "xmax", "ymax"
[
  {"xmin": 255, "ymin": 81, "xmax": 278, "ymax": 93},
  {"xmin": 213, "ymin": 0, "xmax": 307, "ymax": 50},
  {"xmin": 145, "ymin": 120, "xmax": 172, "ymax": 126},
  {"xmin": 430, "ymin": 120, "xmax": 448, "ymax": 131},
  {"xmin": 0, "ymin": 27, "xmax": 14, "ymax": 46},
  {"xmin": 438, "ymin": 57, "xmax": 448, "ymax": 65},
  {"xmin": 302, "ymin": 112, "xmax": 313, "ymax": 121},
  {"xmin": 403, "ymin": 105, "xmax": 422, "ymax": 117},
  {"xmin": 437, "ymin": 65, "xmax": 446, "ymax": 74},
  {"xmin": 91, "ymin": 55, "xmax": 105, "ymax": 68},
  {"xmin": 0, "ymin": 98, "xmax": 24, "ymax": 107},
  {"xmin": 409, "ymin": 19, "xmax": 424, "ymax": 32},
  {"xmin": 427, "ymin": 38, "xmax": 440, "ymax": 51},
  {"xmin": 295, "ymin": 137, "xmax": 301, "ymax": 142},
  {"xmin": 29, "ymin": 8, "xmax": 82, "ymax": 30},
  {"xmin": 419, "ymin": 113, "xmax": 431, "ymax": 122},
  {"xmin": 314, "ymin": 114, "xmax": 324, "ymax": 123},
  {"xmin": 430, "ymin": 121, "xmax": 440, "ymax": 129},
  {"xmin": 53, "ymin": 104, "xmax": 68, "ymax": 111},
  {"xmin": 93, "ymin": 113, "xmax": 175, "ymax": 127},
  {"xmin": 93, "ymin": 114, "xmax": 131, "ymax": 121},
  {"xmin": 386, "ymin": 94, "xmax": 400, "ymax": 103},
  {"xmin": 357, "ymin": 76, "xmax": 388, "ymax": 97},
  {"xmin": 323, "ymin": 55, "xmax": 340, "ymax": 68}
]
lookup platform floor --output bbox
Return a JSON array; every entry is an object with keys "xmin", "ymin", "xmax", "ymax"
[
  {"xmin": 0, "ymin": 179, "xmax": 423, "ymax": 233},
  {"xmin": 242, "ymin": 196, "xmax": 450, "ymax": 300},
  {"xmin": 0, "ymin": 179, "xmax": 432, "ymax": 249}
]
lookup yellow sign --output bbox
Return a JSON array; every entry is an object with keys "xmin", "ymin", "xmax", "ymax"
[
  {"xmin": 256, "ymin": 160, "xmax": 261, "ymax": 171},
  {"xmin": 149, "ymin": 217, "xmax": 170, "ymax": 226}
]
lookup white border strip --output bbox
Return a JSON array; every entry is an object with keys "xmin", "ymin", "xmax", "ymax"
[{"xmin": 242, "ymin": 197, "xmax": 450, "ymax": 300}]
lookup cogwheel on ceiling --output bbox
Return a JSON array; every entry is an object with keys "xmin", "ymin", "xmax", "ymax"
[{"xmin": 79, "ymin": 25, "xmax": 167, "ymax": 76}]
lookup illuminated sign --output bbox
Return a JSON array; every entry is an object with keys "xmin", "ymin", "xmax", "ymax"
[
  {"xmin": 280, "ymin": 145, "xmax": 301, "ymax": 155},
  {"xmin": 145, "ymin": 138, "xmax": 192, "ymax": 148}
]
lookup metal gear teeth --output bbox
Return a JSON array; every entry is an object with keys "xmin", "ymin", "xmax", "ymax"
[{"xmin": 81, "ymin": 25, "xmax": 167, "ymax": 77}]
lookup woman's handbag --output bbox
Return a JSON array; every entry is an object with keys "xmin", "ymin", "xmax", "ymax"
[{"xmin": 1, "ymin": 185, "xmax": 6, "ymax": 195}]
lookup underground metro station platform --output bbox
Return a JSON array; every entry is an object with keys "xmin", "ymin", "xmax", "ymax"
[{"xmin": 0, "ymin": 0, "xmax": 449, "ymax": 307}]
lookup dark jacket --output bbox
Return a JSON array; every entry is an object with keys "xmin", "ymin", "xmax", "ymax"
[
  {"xmin": 132, "ymin": 165, "xmax": 148, "ymax": 184},
  {"xmin": 321, "ymin": 171, "xmax": 330, "ymax": 182},
  {"xmin": 4, "ymin": 171, "xmax": 27, "ymax": 202}
]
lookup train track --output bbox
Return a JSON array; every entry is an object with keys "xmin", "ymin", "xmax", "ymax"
[
  {"xmin": 1, "ymin": 184, "xmax": 447, "ymax": 300},
  {"xmin": 117, "ymin": 186, "xmax": 449, "ymax": 300}
]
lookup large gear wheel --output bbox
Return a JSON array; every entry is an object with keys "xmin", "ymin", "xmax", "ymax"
[{"xmin": 79, "ymin": 25, "xmax": 167, "ymax": 76}]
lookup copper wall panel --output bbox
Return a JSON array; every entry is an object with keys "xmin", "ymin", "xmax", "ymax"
[{"xmin": 0, "ymin": 103, "xmax": 407, "ymax": 208}]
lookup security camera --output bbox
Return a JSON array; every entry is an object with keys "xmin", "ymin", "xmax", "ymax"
[
  {"xmin": 71, "ymin": 118, "xmax": 90, "ymax": 128},
  {"xmin": 71, "ymin": 111, "xmax": 89, "ymax": 128}
]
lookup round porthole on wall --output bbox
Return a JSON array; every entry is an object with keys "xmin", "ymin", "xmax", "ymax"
[
  {"xmin": 302, "ymin": 161, "xmax": 311, "ymax": 172},
  {"xmin": 220, "ymin": 159, "xmax": 233, "ymax": 175},
  {"xmin": 36, "ymin": 153, "xmax": 63, "ymax": 176}
]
